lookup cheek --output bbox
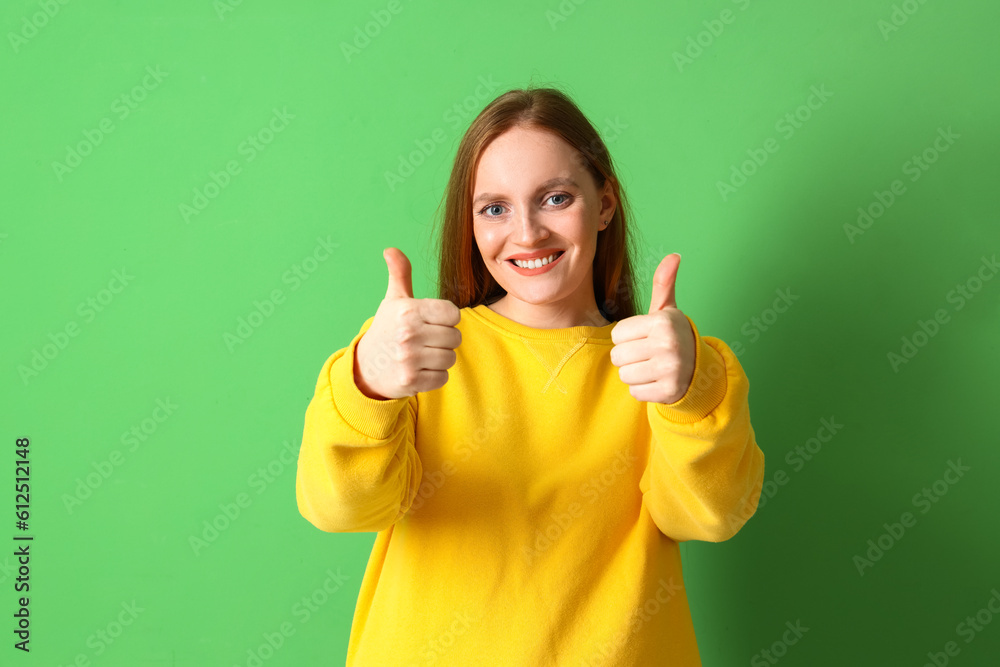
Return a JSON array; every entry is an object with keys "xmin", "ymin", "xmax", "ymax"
[{"xmin": 474, "ymin": 226, "xmax": 503, "ymax": 257}]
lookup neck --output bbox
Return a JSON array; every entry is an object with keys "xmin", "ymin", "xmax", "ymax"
[{"xmin": 488, "ymin": 294, "xmax": 610, "ymax": 329}]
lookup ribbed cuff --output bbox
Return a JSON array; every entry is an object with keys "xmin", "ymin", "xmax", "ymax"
[
  {"xmin": 653, "ymin": 314, "xmax": 728, "ymax": 424},
  {"xmin": 329, "ymin": 317, "xmax": 411, "ymax": 441}
]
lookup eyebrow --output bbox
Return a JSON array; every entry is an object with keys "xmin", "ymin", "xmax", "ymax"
[{"xmin": 472, "ymin": 177, "xmax": 581, "ymax": 207}]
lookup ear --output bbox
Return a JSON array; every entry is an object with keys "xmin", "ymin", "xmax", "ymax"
[{"xmin": 599, "ymin": 179, "xmax": 617, "ymax": 226}]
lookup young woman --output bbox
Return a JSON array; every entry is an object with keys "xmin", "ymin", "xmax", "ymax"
[{"xmin": 296, "ymin": 86, "xmax": 765, "ymax": 666}]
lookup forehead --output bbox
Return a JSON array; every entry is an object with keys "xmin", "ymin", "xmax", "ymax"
[{"xmin": 473, "ymin": 126, "xmax": 583, "ymax": 187}]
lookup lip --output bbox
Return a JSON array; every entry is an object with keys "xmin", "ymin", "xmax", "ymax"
[
  {"xmin": 505, "ymin": 249, "xmax": 564, "ymax": 261},
  {"xmin": 506, "ymin": 250, "xmax": 565, "ymax": 275}
]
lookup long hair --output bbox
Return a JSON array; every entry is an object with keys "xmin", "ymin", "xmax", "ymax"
[{"xmin": 433, "ymin": 85, "xmax": 641, "ymax": 323}]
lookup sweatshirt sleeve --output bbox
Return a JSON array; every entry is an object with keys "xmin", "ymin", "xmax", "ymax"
[
  {"xmin": 295, "ymin": 315, "xmax": 423, "ymax": 533},
  {"xmin": 639, "ymin": 314, "xmax": 765, "ymax": 543}
]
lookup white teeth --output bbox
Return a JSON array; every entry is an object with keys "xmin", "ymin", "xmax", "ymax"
[{"xmin": 512, "ymin": 253, "xmax": 559, "ymax": 269}]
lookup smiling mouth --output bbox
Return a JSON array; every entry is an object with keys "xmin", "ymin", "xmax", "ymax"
[{"xmin": 507, "ymin": 251, "xmax": 564, "ymax": 269}]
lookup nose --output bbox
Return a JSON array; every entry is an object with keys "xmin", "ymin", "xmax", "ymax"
[{"xmin": 512, "ymin": 206, "xmax": 549, "ymax": 245}]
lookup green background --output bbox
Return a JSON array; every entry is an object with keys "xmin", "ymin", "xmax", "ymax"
[{"xmin": 3, "ymin": 0, "xmax": 999, "ymax": 664}]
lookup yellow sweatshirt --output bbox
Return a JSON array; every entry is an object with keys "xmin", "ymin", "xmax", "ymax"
[{"xmin": 296, "ymin": 303, "xmax": 765, "ymax": 666}]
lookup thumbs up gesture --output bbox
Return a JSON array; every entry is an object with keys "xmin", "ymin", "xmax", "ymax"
[
  {"xmin": 354, "ymin": 248, "xmax": 462, "ymax": 400},
  {"xmin": 610, "ymin": 253, "xmax": 696, "ymax": 405}
]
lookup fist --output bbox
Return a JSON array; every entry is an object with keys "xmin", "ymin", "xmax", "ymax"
[
  {"xmin": 610, "ymin": 253, "xmax": 696, "ymax": 405},
  {"xmin": 354, "ymin": 247, "xmax": 462, "ymax": 400}
]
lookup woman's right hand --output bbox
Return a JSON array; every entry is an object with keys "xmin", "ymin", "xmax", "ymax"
[{"xmin": 354, "ymin": 247, "xmax": 462, "ymax": 400}]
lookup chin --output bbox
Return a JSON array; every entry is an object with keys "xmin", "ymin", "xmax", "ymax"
[{"xmin": 506, "ymin": 288, "xmax": 565, "ymax": 305}]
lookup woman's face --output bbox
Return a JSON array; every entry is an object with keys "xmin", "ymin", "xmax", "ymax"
[{"xmin": 471, "ymin": 124, "xmax": 616, "ymax": 327}]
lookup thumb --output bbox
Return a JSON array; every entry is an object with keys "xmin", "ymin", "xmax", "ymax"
[
  {"xmin": 383, "ymin": 247, "xmax": 414, "ymax": 300},
  {"xmin": 648, "ymin": 253, "xmax": 681, "ymax": 313}
]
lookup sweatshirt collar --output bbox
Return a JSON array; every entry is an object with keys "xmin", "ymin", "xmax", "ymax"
[{"xmin": 469, "ymin": 304, "xmax": 616, "ymax": 342}]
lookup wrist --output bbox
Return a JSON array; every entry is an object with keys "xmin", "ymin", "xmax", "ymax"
[{"xmin": 353, "ymin": 339, "xmax": 390, "ymax": 401}]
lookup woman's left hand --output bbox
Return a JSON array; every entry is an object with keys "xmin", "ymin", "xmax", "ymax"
[{"xmin": 610, "ymin": 253, "xmax": 696, "ymax": 405}]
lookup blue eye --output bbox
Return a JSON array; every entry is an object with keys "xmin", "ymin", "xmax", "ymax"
[
  {"xmin": 476, "ymin": 203, "xmax": 506, "ymax": 218},
  {"xmin": 476, "ymin": 193, "xmax": 572, "ymax": 219}
]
